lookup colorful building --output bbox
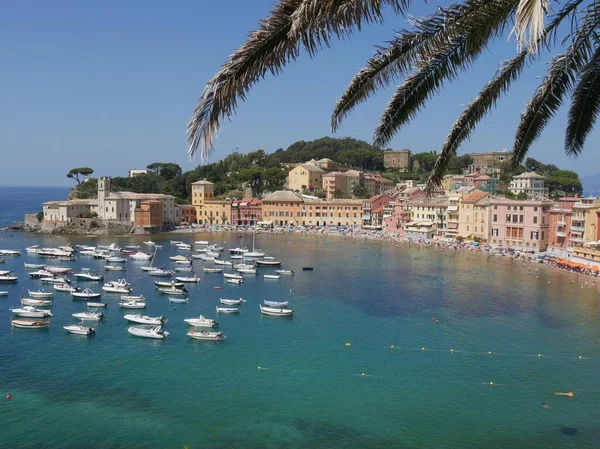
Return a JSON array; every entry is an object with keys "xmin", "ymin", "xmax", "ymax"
[
  {"xmin": 261, "ymin": 191, "xmax": 304, "ymax": 227},
  {"xmin": 363, "ymin": 174, "xmax": 394, "ymax": 197},
  {"xmin": 458, "ymin": 190, "xmax": 491, "ymax": 240},
  {"xmin": 134, "ymin": 200, "xmax": 164, "ymax": 229},
  {"xmin": 509, "ymin": 172, "xmax": 549, "ymax": 198},
  {"xmin": 288, "ymin": 164, "xmax": 325, "ymax": 192},
  {"xmin": 322, "ymin": 172, "xmax": 350, "ymax": 200},
  {"xmin": 301, "ymin": 199, "xmax": 362, "ymax": 227},
  {"xmin": 383, "ymin": 149, "xmax": 412, "ymax": 169},
  {"xmin": 231, "ymin": 198, "xmax": 262, "ymax": 225},
  {"xmin": 190, "ymin": 179, "xmax": 231, "ymax": 225},
  {"xmin": 179, "ymin": 204, "xmax": 197, "ymax": 224},
  {"xmin": 547, "ymin": 197, "xmax": 579, "ymax": 256},
  {"xmin": 362, "ymin": 194, "xmax": 394, "ymax": 228}
]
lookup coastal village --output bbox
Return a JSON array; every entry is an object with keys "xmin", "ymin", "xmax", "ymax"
[{"xmin": 33, "ymin": 148, "xmax": 600, "ymax": 267}]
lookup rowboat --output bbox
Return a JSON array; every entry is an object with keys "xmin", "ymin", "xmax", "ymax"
[
  {"xmin": 220, "ymin": 297, "xmax": 246, "ymax": 305},
  {"xmin": 119, "ymin": 301, "xmax": 146, "ymax": 309},
  {"xmin": 174, "ymin": 267, "xmax": 194, "ymax": 272},
  {"xmin": 203, "ymin": 267, "xmax": 223, "ymax": 273},
  {"xmin": 121, "ymin": 295, "xmax": 145, "ymax": 301},
  {"xmin": 128, "ymin": 326, "xmax": 169, "ymax": 339},
  {"xmin": 168, "ymin": 297, "xmax": 189, "ymax": 304},
  {"xmin": 302, "ymin": 267, "xmax": 314, "ymax": 271},
  {"xmin": 105, "ymin": 265, "xmax": 125, "ymax": 271},
  {"xmin": 274, "ymin": 270, "xmax": 294, "ymax": 275},
  {"xmin": 264, "ymin": 300, "xmax": 290, "ymax": 308},
  {"xmin": 195, "ymin": 240, "xmax": 209, "ymax": 245},
  {"xmin": 171, "ymin": 240, "xmax": 183, "ymax": 245},
  {"xmin": 11, "ymin": 318, "xmax": 49, "ymax": 329},
  {"xmin": 54, "ymin": 283, "xmax": 76, "ymax": 292},
  {"xmin": 216, "ymin": 305, "xmax": 240, "ymax": 313},
  {"xmin": 256, "ymin": 260, "xmax": 282, "ymax": 267},
  {"xmin": 149, "ymin": 269, "xmax": 173, "ymax": 277},
  {"xmin": 223, "ymin": 273, "xmax": 244, "ymax": 280},
  {"xmin": 45, "ymin": 266, "xmax": 73, "ymax": 274},
  {"xmin": 191, "ymin": 254, "xmax": 205, "ymax": 259},
  {"xmin": 187, "ymin": 330, "xmax": 225, "ymax": 341},
  {"xmin": 73, "ymin": 309, "xmax": 104, "ymax": 321},
  {"xmin": 175, "ymin": 276, "xmax": 201, "ymax": 283},
  {"xmin": 213, "ymin": 259, "xmax": 233, "ymax": 266},
  {"xmin": 74, "ymin": 272, "xmax": 104, "ymax": 281},
  {"xmin": 24, "ymin": 263, "xmax": 45, "ymax": 269},
  {"xmin": 87, "ymin": 302, "xmax": 107, "ymax": 308},
  {"xmin": 158, "ymin": 287, "xmax": 188, "ymax": 296},
  {"xmin": 21, "ymin": 298, "xmax": 52, "ymax": 306},
  {"xmin": 0, "ymin": 249, "xmax": 21, "ymax": 256},
  {"xmin": 64, "ymin": 325, "xmax": 95, "ymax": 335},
  {"xmin": 155, "ymin": 281, "xmax": 184, "ymax": 288},
  {"xmin": 10, "ymin": 306, "xmax": 53, "ymax": 318},
  {"xmin": 124, "ymin": 314, "xmax": 166, "ymax": 325},
  {"xmin": 259, "ymin": 304, "xmax": 293, "ymax": 317},
  {"xmin": 263, "ymin": 274, "xmax": 280, "ymax": 280},
  {"xmin": 184, "ymin": 315, "xmax": 217, "ymax": 328},
  {"xmin": 71, "ymin": 288, "xmax": 101, "ymax": 299},
  {"xmin": 226, "ymin": 278, "xmax": 243, "ymax": 285},
  {"xmin": 28, "ymin": 290, "xmax": 54, "ymax": 298}
]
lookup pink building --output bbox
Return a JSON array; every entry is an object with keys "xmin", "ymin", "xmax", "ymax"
[
  {"xmin": 489, "ymin": 198, "xmax": 553, "ymax": 250},
  {"xmin": 547, "ymin": 197, "xmax": 579, "ymax": 256},
  {"xmin": 395, "ymin": 188, "xmax": 426, "ymax": 204},
  {"xmin": 383, "ymin": 210, "xmax": 411, "ymax": 235},
  {"xmin": 362, "ymin": 194, "xmax": 394, "ymax": 228},
  {"xmin": 231, "ymin": 198, "xmax": 262, "ymax": 225}
]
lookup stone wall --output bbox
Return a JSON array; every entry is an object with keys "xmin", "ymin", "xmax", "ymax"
[{"xmin": 24, "ymin": 213, "xmax": 42, "ymax": 231}]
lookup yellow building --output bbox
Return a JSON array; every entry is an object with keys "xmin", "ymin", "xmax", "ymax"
[
  {"xmin": 262, "ymin": 191, "xmax": 304, "ymax": 226},
  {"xmin": 458, "ymin": 190, "xmax": 490, "ymax": 240},
  {"xmin": 301, "ymin": 199, "xmax": 362, "ymax": 227},
  {"xmin": 570, "ymin": 198, "xmax": 600, "ymax": 248},
  {"xmin": 288, "ymin": 164, "xmax": 325, "ymax": 192},
  {"xmin": 190, "ymin": 179, "xmax": 232, "ymax": 225}
]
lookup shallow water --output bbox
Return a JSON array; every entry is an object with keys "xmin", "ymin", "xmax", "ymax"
[{"xmin": 0, "ymin": 229, "xmax": 599, "ymax": 448}]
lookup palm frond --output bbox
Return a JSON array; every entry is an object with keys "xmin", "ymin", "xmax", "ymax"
[
  {"xmin": 565, "ymin": 45, "xmax": 600, "ymax": 156},
  {"xmin": 425, "ymin": 52, "xmax": 528, "ymax": 193},
  {"xmin": 512, "ymin": 0, "xmax": 549, "ymax": 52},
  {"xmin": 373, "ymin": 0, "xmax": 518, "ymax": 149}
]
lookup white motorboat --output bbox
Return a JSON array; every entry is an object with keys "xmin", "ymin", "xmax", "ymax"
[
  {"xmin": 264, "ymin": 300, "xmax": 290, "ymax": 308},
  {"xmin": 74, "ymin": 272, "xmax": 104, "ymax": 281},
  {"xmin": 87, "ymin": 302, "xmax": 107, "ymax": 308},
  {"xmin": 223, "ymin": 273, "xmax": 244, "ymax": 280},
  {"xmin": 230, "ymin": 254, "xmax": 243, "ymax": 259},
  {"xmin": 71, "ymin": 288, "xmax": 101, "ymax": 299},
  {"xmin": 236, "ymin": 268, "xmax": 257, "ymax": 274},
  {"xmin": 216, "ymin": 305, "xmax": 240, "ymax": 313},
  {"xmin": 119, "ymin": 300, "xmax": 146, "ymax": 309},
  {"xmin": 203, "ymin": 267, "xmax": 223, "ymax": 273},
  {"xmin": 128, "ymin": 326, "xmax": 168, "ymax": 339},
  {"xmin": 275, "ymin": 270, "xmax": 295, "ymax": 275},
  {"xmin": 21, "ymin": 298, "xmax": 52, "ymax": 306},
  {"xmin": 64, "ymin": 325, "xmax": 95, "ymax": 335},
  {"xmin": 263, "ymin": 274, "xmax": 280, "ymax": 280},
  {"xmin": 149, "ymin": 269, "xmax": 173, "ymax": 277},
  {"xmin": 54, "ymin": 283, "xmax": 76, "ymax": 292},
  {"xmin": 124, "ymin": 245, "xmax": 141, "ymax": 250},
  {"xmin": 174, "ymin": 267, "xmax": 193, "ymax": 272},
  {"xmin": 141, "ymin": 266, "xmax": 156, "ymax": 272},
  {"xmin": 198, "ymin": 255, "xmax": 215, "ymax": 262},
  {"xmin": 263, "ymin": 256, "xmax": 276, "ymax": 260},
  {"xmin": 169, "ymin": 255, "xmax": 189, "ymax": 262},
  {"xmin": 205, "ymin": 251, "xmax": 220, "ymax": 258},
  {"xmin": 184, "ymin": 315, "xmax": 217, "ymax": 328},
  {"xmin": 105, "ymin": 265, "xmax": 125, "ymax": 271},
  {"xmin": 213, "ymin": 259, "xmax": 233, "ymax": 266},
  {"xmin": 0, "ymin": 291, "xmax": 8, "ymax": 296},
  {"xmin": 73, "ymin": 309, "xmax": 104, "ymax": 321},
  {"xmin": 129, "ymin": 252, "xmax": 152, "ymax": 260},
  {"xmin": 219, "ymin": 297, "xmax": 246, "ymax": 305},
  {"xmin": 102, "ymin": 281, "xmax": 131, "ymax": 294},
  {"xmin": 256, "ymin": 260, "xmax": 282, "ymax": 267},
  {"xmin": 11, "ymin": 318, "xmax": 49, "ymax": 329},
  {"xmin": 124, "ymin": 314, "xmax": 166, "ymax": 325},
  {"xmin": 168, "ymin": 297, "xmax": 189, "ymax": 304},
  {"xmin": 259, "ymin": 304, "xmax": 293, "ymax": 317},
  {"xmin": 226, "ymin": 278, "xmax": 243, "ymax": 285},
  {"xmin": 28, "ymin": 290, "xmax": 54, "ymax": 299},
  {"xmin": 176, "ymin": 244, "xmax": 192, "ymax": 251},
  {"xmin": 174, "ymin": 260, "xmax": 192, "ymax": 265},
  {"xmin": 229, "ymin": 247, "xmax": 248, "ymax": 254},
  {"xmin": 0, "ymin": 275, "xmax": 18, "ymax": 283},
  {"xmin": 106, "ymin": 257, "xmax": 127, "ymax": 263},
  {"xmin": 191, "ymin": 254, "xmax": 206, "ymax": 259},
  {"xmin": 208, "ymin": 245, "xmax": 224, "ymax": 252},
  {"xmin": 40, "ymin": 276, "xmax": 70, "ymax": 284},
  {"xmin": 187, "ymin": 330, "xmax": 225, "ymax": 341},
  {"xmin": 143, "ymin": 241, "xmax": 156, "ymax": 246},
  {"xmin": 233, "ymin": 263, "xmax": 255, "ymax": 269},
  {"xmin": 79, "ymin": 250, "xmax": 96, "ymax": 256},
  {"xmin": 175, "ymin": 276, "xmax": 201, "ymax": 283},
  {"xmin": 29, "ymin": 270, "xmax": 54, "ymax": 279},
  {"xmin": 158, "ymin": 287, "xmax": 188, "ymax": 296},
  {"xmin": 121, "ymin": 294, "xmax": 145, "ymax": 301},
  {"xmin": 10, "ymin": 306, "xmax": 53, "ymax": 318},
  {"xmin": 171, "ymin": 240, "xmax": 183, "ymax": 245},
  {"xmin": 195, "ymin": 240, "xmax": 209, "ymax": 245},
  {"xmin": 154, "ymin": 280, "xmax": 184, "ymax": 288},
  {"xmin": 44, "ymin": 266, "xmax": 73, "ymax": 275},
  {"xmin": 24, "ymin": 263, "xmax": 45, "ymax": 269},
  {"xmin": 0, "ymin": 249, "xmax": 21, "ymax": 256},
  {"xmin": 25, "ymin": 245, "xmax": 40, "ymax": 253}
]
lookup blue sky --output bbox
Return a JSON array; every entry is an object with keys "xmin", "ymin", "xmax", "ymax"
[{"xmin": 1, "ymin": 0, "xmax": 599, "ymax": 186}]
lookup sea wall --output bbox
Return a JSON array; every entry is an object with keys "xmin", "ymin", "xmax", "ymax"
[
  {"xmin": 24, "ymin": 213, "xmax": 42, "ymax": 231},
  {"xmin": 38, "ymin": 218, "xmax": 138, "ymax": 236}
]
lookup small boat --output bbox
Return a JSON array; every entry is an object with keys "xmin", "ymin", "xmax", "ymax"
[
  {"xmin": 158, "ymin": 287, "xmax": 188, "ymax": 296},
  {"xmin": 11, "ymin": 318, "xmax": 49, "ymax": 329},
  {"xmin": 175, "ymin": 276, "xmax": 201, "ymax": 283},
  {"xmin": 214, "ymin": 286, "xmax": 223, "ymax": 290},
  {"xmin": 0, "ymin": 249, "xmax": 21, "ymax": 256},
  {"xmin": 169, "ymin": 255, "xmax": 189, "ymax": 262},
  {"xmin": 234, "ymin": 263, "xmax": 255, "ymax": 269},
  {"xmin": 28, "ymin": 290, "xmax": 54, "ymax": 298},
  {"xmin": 87, "ymin": 302, "xmax": 107, "ymax": 308},
  {"xmin": 119, "ymin": 300, "xmax": 146, "ymax": 309},
  {"xmin": 24, "ymin": 263, "xmax": 45, "ymax": 269},
  {"xmin": 168, "ymin": 297, "xmax": 189, "ymax": 304},
  {"xmin": 124, "ymin": 314, "xmax": 166, "ymax": 325},
  {"xmin": 106, "ymin": 257, "xmax": 127, "ymax": 263},
  {"xmin": 230, "ymin": 254, "xmax": 243, "ymax": 260},
  {"xmin": 0, "ymin": 275, "xmax": 18, "ymax": 283},
  {"xmin": 0, "ymin": 291, "xmax": 8, "ymax": 296},
  {"xmin": 121, "ymin": 295, "xmax": 145, "ymax": 301},
  {"xmin": 121, "ymin": 249, "xmax": 136, "ymax": 255},
  {"xmin": 195, "ymin": 240, "xmax": 209, "ymax": 245},
  {"xmin": 236, "ymin": 268, "xmax": 257, "ymax": 274},
  {"xmin": 149, "ymin": 269, "xmax": 173, "ymax": 277},
  {"xmin": 129, "ymin": 252, "xmax": 152, "ymax": 260},
  {"xmin": 226, "ymin": 278, "xmax": 243, "ymax": 285},
  {"xmin": 74, "ymin": 272, "xmax": 104, "ymax": 281},
  {"xmin": 275, "ymin": 270, "xmax": 294, "ymax": 275},
  {"xmin": 263, "ymin": 256, "xmax": 276, "ymax": 260},
  {"xmin": 203, "ymin": 267, "xmax": 223, "ymax": 273},
  {"xmin": 187, "ymin": 330, "xmax": 225, "ymax": 341},
  {"xmin": 105, "ymin": 265, "xmax": 125, "ymax": 271},
  {"xmin": 155, "ymin": 280, "xmax": 184, "ymax": 288},
  {"xmin": 263, "ymin": 274, "xmax": 280, "ymax": 280},
  {"xmin": 143, "ymin": 241, "xmax": 156, "ymax": 246},
  {"xmin": 264, "ymin": 300, "xmax": 290, "ymax": 308},
  {"xmin": 44, "ymin": 266, "xmax": 73, "ymax": 274},
  {"xmin": 171, "ymin": 240, "xmax": 183, "ymax": 245},
  {"xmin": 10, "ymin": 306, "xmax": 53, "ymax": 318},
  {"xmin": 29, "ymin": 270, "xmax": 54, "ymax": 279},
  {"xmin": 21, "ymin": 298, "xmax": 52, "ymax": 306},
  {"xmin": 174, "ymin": 260, "xmax": 192, "ymax": 265},
  {"xmin": 213, "ymin": 259, "xmax": 233, "ymax": 266},
  {"xmin": 216, "ymin": 305, "xmax": 240, "ymax": 313},
  {"xmin": 128, "ymin": 326, "xmax": 169, "ymax": 339},
  {"xmin": 245, "ymin": 251, "xmax": 266, "ymax": 258},
  {"xmin": 208, "ymin": 245, "xmax": 224, "ymax": 252},
  {"xmin": 223, "ymin": 273, "xmax": 244, "ymax": 280},
  {"xmin": 124, "ymin": 245, "xmax": 141, "ymax": 250},
  {"xmin": 25, "ymin": 245, "xmax": 40, "ymax": 253},
  {"xmin": 205, "ymin": 251, "xmax": 220, "ymax": 258},
  {"xmin": 73, "ymin": 309, "xmax": 104, "ymax": 321},
  {"xmin": 256, "ymin": 260, "xmax": 282, "ymax": 267},
  {"xmin": 191, "ymin": 254, "xmax": 206, "ymax": 259},
  {"xmin": 102, "ymin": 283, "xmax": 131, "ymax": 294},
  {"xmin": 220, "ymin": 297, "xmax": 246, "ymax": 305},
  {"xmin": 302, "ymin": 267, "xmax": 314, "ymax": 271},
  {"xmin": 198, "ymin": 255, "xmax": 215, "ymax": 262},
  {"xmin": 64, "ymin": 325, "xmax": 95, "ymax": 335},
  {"xmin": 229, "ymin": 247, "xmax": 248, "ymax": 254},
  {"xmin": 54, "ymin": 283, "xmax": 76, "ymax": 292},
  {"xmin": 174, "ymin": 267, "xmax": 194, "ymax": 272},
  {"xmin": 184, "ymin": 315, "xmax": 217, "ymax": 328},
  {"xmin": 259, "ymin": 304, "xmax": 293, "ymax": 317},
  {"xmin": 71, "ymin": 288, "xmax": 102, "ymax": 299},
  {"xmin": 40, "ymin": 276, "xmax": 70, "ymax": 285}
]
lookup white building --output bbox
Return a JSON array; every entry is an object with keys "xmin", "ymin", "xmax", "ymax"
[
  {"xmin": 128, "ymin": 169, "xmax": 149, "ymax": 177},
  {"xmin": 509, "ymin": 172, "xmax": 549, "ymax": 198}
]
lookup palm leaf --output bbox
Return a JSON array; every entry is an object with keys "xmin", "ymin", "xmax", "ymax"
[
  {"xmin": 565, "ymin": 45, "xmax": 600, "ymax": 156},
  {"xmin": 512, "ymin": 0, "xmax": 549, "ymax": 52}
]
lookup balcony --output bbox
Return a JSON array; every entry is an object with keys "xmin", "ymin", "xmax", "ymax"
[
  {"xmin": 555, "ymin": 232, "xmax": 567, "ymax": 237},
  {"xmin": 361, "ymin": 215, "xmax": 371, "ymax": 221},
  {"xmin": 571, "ymin": 237, "xmax": 585, "ymax": 243},
  {"xmin": 571, "ymin": 226, "xmax": 585, "ymax": 232},
  {"xmin": 557, "ymin": 220, "xmax": 566, "ymax": 226},
  {"xmin": 572, "ymin": 216, "xmax": 585, "ymax": 222}
]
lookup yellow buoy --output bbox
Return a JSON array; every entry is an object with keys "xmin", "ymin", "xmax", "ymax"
[
  {"xmin": 578, "ymin": 355, "xmax": 583, "ymax": 360},
  {"xmin": 345, "ymin": 342, "xmax": 351, "ymax": 347},
  {"xmin": 421, "ymin": 347, "xmax": 426, "ymax": 351},
  {"xmin": 488, "ymin": 351, "xmax": 492, "ymax": 355},
  {"xmin": 538, "ymin": 353, "xmax": 542, "ymax": 358},
  {"xmin": 450, "ymin": 348, "xmax": 455, "ymax": 353}
]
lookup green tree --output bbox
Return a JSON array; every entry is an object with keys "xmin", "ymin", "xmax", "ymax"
[
  {"xmin": 186, "ymin": 0, "xmax": 598, "ymax": 194},
  {"xmin": 147, "ymin": 162, "xmax": 165, "ymax": 174},
  {"xmin": 67, "ymin": 167, "xmax": 94, "ymax": 184},
  {"xmin": 546, "ymin": 170, "xmax": 583, "ymax": 195},
  {"xmin": 36, "ymin": 211, "xmax": 44, "ymax": 222},
  {"xmin": 412, "ymin": 152, "xmax": 438, "ymax": 172},
  {"xmin": 516, "ymin": 192, "xmax": 528, "ymax": 200},
  {"xmin": 352, "ymin": 185, "xmax": 370, "ymax": 199},
  {"xmin": 159, "ymin": 163, "xmax": 183, "ymax": 181},
  {"xmin": 333, "ymin": 189, "xmax": 351, "ymax": 199}
]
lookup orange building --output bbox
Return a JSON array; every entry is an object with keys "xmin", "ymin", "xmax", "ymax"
[
  {"xmin": 135, "ymin": 200, "xmax": 164, "ymax": 229},
  {"xmin": 180, "ymin": 205, "xmax": 197, "ymax": 224},
  {"xmin": 261, "ymin": 191, "xmax": 304, "ymax": 226}
]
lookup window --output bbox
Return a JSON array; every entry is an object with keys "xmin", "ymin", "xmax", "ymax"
[
  {"xmin": 530, "ymin": 231, "xmax": 539, "ymax": 240},
  {"xmin": 533, "ymin": 216, "xmax": 537, "ymax": 224},
  {"xmin": 492, "ymin": 228, "xmax": 499, "ymax": 237},
  {"xmin": 519, "ymin": 215, "xmax": 524, "ymax": 223},
  {"xmin": 466, "ymin": 225, "xmax": 470, "ymax": 232},
  {"xmin": 494, "ymin": 205, "xmax": 498, "ymax": 210},
  {"xmin": 506, "ymin": 214, "xmax": 511, "ymax": 222},
  {"xmin": 513, "ymin": 215, "xmax": 518, "ymax": 223},
  {"xmin": 534, "ymin": 206, "xmax": 538, "ymax": 212},
  {"xmin": 493, "ymin": 214, "xmax": 497, "ymax": 222},
  {"xmin": 541, "ymin": 231, "xmax": 545, "ymax": 240},
  {"xmin": 520, "ymin": 206, "xmax": 524, "ymax": 211}
]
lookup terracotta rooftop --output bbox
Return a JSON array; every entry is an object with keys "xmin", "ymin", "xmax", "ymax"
[{"xmin": 462, "ymin": 190, "xmax": 489, "ymax": 203}]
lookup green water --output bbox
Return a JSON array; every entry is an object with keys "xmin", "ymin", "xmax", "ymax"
[{"xmin": 1, "ymin": 232, "xmax": 599, "ymax": 448}]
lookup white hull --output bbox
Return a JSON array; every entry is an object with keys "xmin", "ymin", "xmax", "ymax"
[
  {"xmin": 168, "ymin": 297, "xmax": 189, "ymax": 303},
  {"xmin": 226, "ymin": 279, "xmax": 243, "ymax": 285},
  {"xmin": 11, "ymin": 319, "xmax": 49, "ymax": 329},
  {"xmin": 87, "ymin": 302, "xmax": 107, "ymax": 308},
  {"xmin": 10, "ymin": 307, "xmax": 53, "ymax": 318},
  {"xmin": 263, "ymin": 275, "xmax": 280, "ymax": 279},
  {"xmin": 28, "ymin": 290, "xmax": 54, "ymax": 298},
  {"xmin": 203, "ymin": 267, "xmax": 223, "ymax": 273},
  {"xmin": 21, "ymin": 298, "xmax": 52, "ymax": 306},
  {"xmin": 259, "ymin": 305, "xmax": 293, "ymax": 316},
  {"xmin": 73, "ymin": 312, "xmax": 103, "ymax": 321},
  {"xmin": 64, "ymin": 325, "xmax": 95, "ymax": 335},
  {"xmin": 223, "ymin": 273, "xmax": 244, "ymax": 280},
  {"xmin": 220, "ymin": 298, "xmax": 245, "ymax": 305},
  {"xmin": 71, "ymin": 290, "xmax": 102, "ymax": 299},
  {"xmin": 175, "ymin": 277, "xmax": 200, "ymax": 283},
  {"xmin": 124, "ymin": 314, "xmax": 165, "ymax": 325},
  {"xmin": 184, "ymin": 315, "xmax": 217, "ymax": 328},
  {"xmin": 119, "ymin": 301, "xmax": 146, "ymax": 309},
  {"xmin": 216, "ymin": 306, "xmax": 239, "ymax": 313},
  {"xmin": 187, "ymin": 330, "xmax": 225, "ymax": 341},
  {"xmin": 128, "ymin": 326, "xmax": 168, "ymax": 339}
]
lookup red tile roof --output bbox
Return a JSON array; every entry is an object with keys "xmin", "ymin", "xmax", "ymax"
[{"xmin": 463, "ymin": 190, "xmax": 489, "ymax": 203}]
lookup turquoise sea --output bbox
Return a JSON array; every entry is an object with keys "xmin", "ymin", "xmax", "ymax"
[{"xmin": 1, "ymin": 187, "xmax": 600, "ymax": 448}]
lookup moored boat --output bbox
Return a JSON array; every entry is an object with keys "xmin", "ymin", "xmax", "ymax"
[
  {"xmin": 40, "ymin": 276, "xmax": 70, "ymax": 285},
  {"xmin": 213, "ymin": 259, "xmax": 233, "ymax": 266},
  {"xmin": 216, "ymin": 305, "xmax": 240, "ymax": 313},
  {"xmin": 24, "ymin": 263, "xmax": 45, "ymax": 269},
  {"xmin": 149, "ymin": 269, "xmax": 173, "ymax": 277},
  {"xmin": 263, "ymin": 274, "xmax": 280, "ymax": 280},
  {"xmin": 219, "ymin": 297, "xmax": 246, "ymax": 305},
  {"xmin": 256, "ymin": 260, "xmax": 282, "ymax": 267},
  {"xmin": 187, "ymin": 330, "xmax": 225, "ymax": 341},
  {"xmin": 74, "ymin": 272, "xmax": 104, "ymax": 281},
  {"xmin": 175, "ymin": 276, "xmax": 201, "ymax": 283},
  {"xmin": 21, "ymin": 298, "xmax": 52, "ymax": 306},
  {"xmin": 184, "ymin": 315, "xmax": 217, "ymax": 328},
  {"xmin": 54, "ymin": 283, "xmax": 76, "ymax": 292},
  {"xmin": 236, "ymin": 268, "xmax": 257, "ymax": 274},
  {"xmin": 71, "ymin": 288, "xmax": 102, "ymax": 299},
  {"xmin": 28, "ymin": 290, "xmax": 54, "ymax": 298},
  {"xmin": 203, "ymin": 267, "xmax": 223, "ymax": 273},
  {"xmin": 154, "ymin": 280, "xmax": 184, "ymax": 288},
  {"xmin": 0, "ymin": 275, "xmax": 18, "ymax": 283},
  {"xmin": 174, "ymin": 266, "xmax": 194, "ymax": 272},
  {"xmin": 158, "ymin": 287, "xmax": 188, "ymax": 296},
  {"xmin": 259, "ymin": 304, "xmax": 293, "ymax": 317},
  {"xmin": 168, "ymin": 297, "xmax": 189, "ymax": 304},
  {"xmin": 10, "ymin": 306, "xmax": 53, "ymax": 318},
  {"xmin": 64, "ymin": 325, "xmax": 95, "ymax": 335},
  {"xmin": 105, "ymin": 265, "xmax": 125, "ymax": 271},
  {"xmin": 128, "ymin": 326, "xmax": 168, "ymax": 339},
  {"xmin": 29, "ymin": 270, "xmax": 54, "ymax": 279},
  {"xmin": 226, "ymin": 278, "xmax": 243, "ymax": 285},
  {"xmin": 264, "ymin": 300, "xmax": 290, "ymax": 308},
  {"xmin": 129, "ymin": 252, "xmax": 152, "ymax": 260},
  {"xmin": 0, "ymin": 291, "xmax": 8, "ymax": 296},
  {"xmin": 11, "ymin": 318, "xmax": 49, "ymax": 329},
  {"xmin": 119, "ymin": 300, "xmax": 146, "ymax": 309},
  {"xmin": 302, "ymin": 267, "xmax": 314, "ymax": 271},
  {"xmin": 73, "ymin": 309, "xmax": 104, "ymax": 321},
  {"xmin": 223, "ymin": 273, "xmax": 244, "ymax": 280},
  {"xmin": 87, "ymin": 302, "xmax": 107, "ymax": 308},
  {"xmin": 124, "ymin": 314, "xmax": 166, "ymax": 325}
]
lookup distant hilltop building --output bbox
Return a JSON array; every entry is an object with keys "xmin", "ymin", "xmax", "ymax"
[
  {"xmin": 468, "ymin": 150, "xmax": 508, "ymax": 174},
  {"xmin": 509, "ymin": 172, "xmax": 549, "ymax": 198},
  {"xmin": 383, "ymin": 149, "xmax": 411, "ymax": 169},
  {"xmin": 128, "ymin": 168, "xmax": 149, "ymax": 177}
]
